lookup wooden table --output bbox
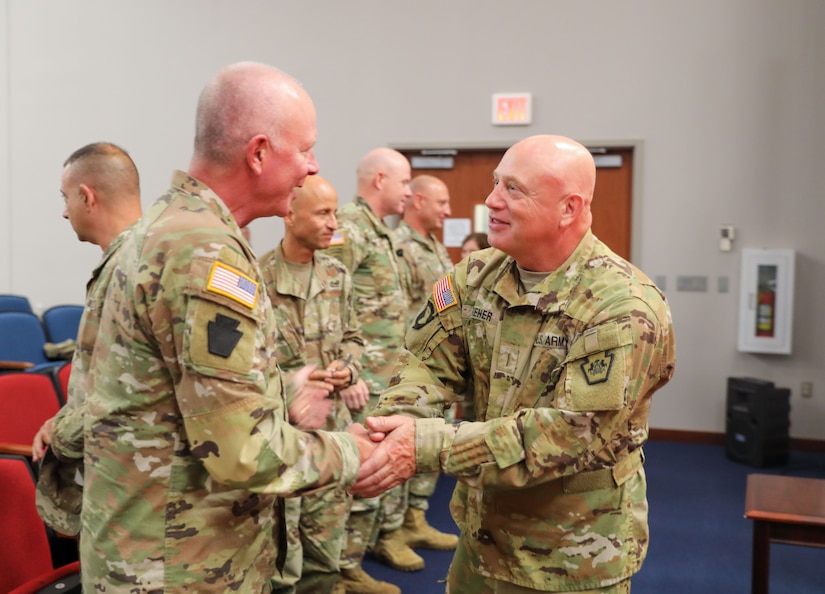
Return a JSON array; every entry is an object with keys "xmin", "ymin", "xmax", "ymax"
[{"xmin": 744, "ymin": 473, "xmax": 825, "ymax": 593}]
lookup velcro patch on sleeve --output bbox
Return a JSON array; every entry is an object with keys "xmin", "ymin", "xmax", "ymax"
[
  {"xmin": 433, "ymin": 274, "xmax": 457, "ymax": 313},
  {"xmin": 206, "ymin": 261, "xmax": 258, "ymax": 309},
  {"xmin": 329, "ymin": 230, "xmax": 346, "ymax": 246}
]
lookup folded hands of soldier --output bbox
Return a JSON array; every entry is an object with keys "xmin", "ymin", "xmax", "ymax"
[{"xmin": 324, "ymin": 354, "xmax": 353, "ymax": 390}]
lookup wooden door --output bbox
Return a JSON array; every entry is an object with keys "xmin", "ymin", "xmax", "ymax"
[{"xmin": 398, "ymin": 146, "xmax": 634, "ymax": 264}]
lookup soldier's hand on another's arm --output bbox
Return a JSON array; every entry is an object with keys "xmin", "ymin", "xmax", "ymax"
[
  {"xmin": 346, "ymin": 422, "xmax": 381, "ymax": 465},
  {"xmin": 340, "ymin": 379, "xmax": 369, "ymax": 411},
  {"xmin": 350, "ymin": 415, "xmax": 416, "ymax": 498},
  {"xmin": 32, "ymin": 416, "xmax": 55, "ymax": 462}
]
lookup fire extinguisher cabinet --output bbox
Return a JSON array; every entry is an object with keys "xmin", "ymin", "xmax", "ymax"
[{"xmin": 737, "ymin": 249, "xmax": 795, "ymax": 354}]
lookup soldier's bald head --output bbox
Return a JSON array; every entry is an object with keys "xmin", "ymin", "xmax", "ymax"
[
  {"xmin": 291, "ymin": 174, "xmax": 338, "ymax": 214},
  {"xmin": 356, "ymin": 148, "xmax": 407, "ymax": 188},
  {"xmin": 193, "ymin": 62, "xmax": 311, "ymax": 166}
]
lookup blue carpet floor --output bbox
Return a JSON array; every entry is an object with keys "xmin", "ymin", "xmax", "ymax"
[{"xmin": 363, "ymin": 440, "xmax": 825, "ymax": 593}]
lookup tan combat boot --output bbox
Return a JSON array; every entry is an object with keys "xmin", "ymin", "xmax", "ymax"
[
  {"xmin": 337, "ymin": 566, "xmax": 400, "ymax": 594},
  {"xmin": 401, "ymin": 508, "xmax": 459, "ymax": 550},
  {"xmin": 371, "ymin": 528, "xmax": 425, "ymax": 572}
]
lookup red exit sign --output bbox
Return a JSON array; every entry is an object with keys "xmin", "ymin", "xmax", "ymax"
[{"xmin": 492, "ymin": 93, "xmax": 532, "ymax": 126}]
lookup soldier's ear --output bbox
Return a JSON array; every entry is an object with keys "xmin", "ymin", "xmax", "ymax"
[
  {"xmin": 78, "ymin": 184, "xmax": 96, "ymax": 211},
  {"xmin": 559, "ymin": 193, "xmax": 584, "ymax": 228},
  {"xmin": 246, "ymin": 134, "xmax": 268, "ymax": 175}
]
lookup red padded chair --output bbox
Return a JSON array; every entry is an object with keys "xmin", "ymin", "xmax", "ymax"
[
  {"xmin": 0, "ymin": 454, "xmax": 80, "ymax": 593},
  {"xmin": 0, "ymin": 372, "xmax": 62, "ymax": 457}
]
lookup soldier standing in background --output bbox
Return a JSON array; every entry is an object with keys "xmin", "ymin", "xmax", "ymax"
[
  {"xmin": 33, "ymin": 143, "xmax": 143, "ymax": 536},
  {"xmin": 392, "ymin": 174, "xmax": 459, "ymax": 553},
  {"xmin": 49, "ymin": 62, "xmax": 376, "ymax": 593},
  {"xmin": 260, "ymin": 174, "xmax": 366, "ymax": 594},
  {"xmin": 321, "ymin": 147, "xmax": 413, "ymax": 593},
  {"xmin": 354, "ymin": 135, "xmax": 676, "ymax": 594}
]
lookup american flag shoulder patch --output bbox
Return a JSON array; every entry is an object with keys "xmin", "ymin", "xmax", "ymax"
[
  {"xmin": 329, "ymin": 230, "xmax": 345, "ymax": 246},
  {"xmin": 433, "ymin": 274, "xmax": 457, "ymax": 313},
  {"xmin": 206, "ymin": 262, "xmax": 258, "ymax": 309}
]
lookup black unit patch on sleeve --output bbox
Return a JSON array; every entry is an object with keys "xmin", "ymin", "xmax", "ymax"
[
  {"xmin": 413, "ymin": 301, "xmax": 437, "ymax": 330},
  {"xmin": 207, "ymin": 313, "xmax": 244, "ymax": 358}
]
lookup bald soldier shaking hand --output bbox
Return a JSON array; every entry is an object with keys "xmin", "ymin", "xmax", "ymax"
[{"xmin": 353, "ymin": 135, "xmax": 675, "ymax": 594}]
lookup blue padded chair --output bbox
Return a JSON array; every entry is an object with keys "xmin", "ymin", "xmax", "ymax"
[
  {"xmin": 0, "ymin": 312, "xmax": 64, "ymax": 373},
  {"xmin": 0, "ymin": 294, "xmax": 34, "ymax": 314},
  {"xmin": 42, "ymin": 305, "xmax": 84, "ymax": 343}
]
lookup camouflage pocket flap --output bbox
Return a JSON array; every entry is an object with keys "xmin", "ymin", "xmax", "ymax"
[
  {"xmin": 564, "ymin": 318, "xmax": 632, "ymax": 362},
  {"xmin": 561, "ymin": 319, "xmax": 632, "ymax": 411}
]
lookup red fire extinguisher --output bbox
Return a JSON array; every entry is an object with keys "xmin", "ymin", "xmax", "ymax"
[{"xmin": 756, "ymin": 285, "xmax": 775, "ymax": 337}]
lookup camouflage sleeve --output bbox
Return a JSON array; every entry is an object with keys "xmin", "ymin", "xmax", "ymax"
[
  {"xmin": 322, "ymin": 220, "xmax": 364, "ymax": 274},
  {"xmin": 339, "ymin": 269, "xmax": 364, "ymax": 384},
  {"xmin": 150, "ymin": 242, "xmax": 359, "ymax": 495},
  {"xmin": 377, "ymin": 280, "xmax": 674, "ymax": 490},
  {"xmin": 51, "ymin": 399, "xmax": 84, "ymax": 461}
]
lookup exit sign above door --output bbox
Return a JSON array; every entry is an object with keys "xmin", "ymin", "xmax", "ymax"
[{"xmin": 492, "ymin": 93, "xmax": 532, "ymax": 125}]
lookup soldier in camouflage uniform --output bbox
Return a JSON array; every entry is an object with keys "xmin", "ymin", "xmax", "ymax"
[
  {"xmin": 259, "ymin": 175, "xmax": 365, "ymax": 594},
  {"xmin": 32, "ymin": 142, "xmax": 143, "ymax": 535},
  {"xmin": 354, "ymin": 135, "xmax": 676, "ymax": 593},
  {"xmin": 321, "ymin": 147, "xmax": 414, "ymax": 593},
  {"xmin": 392, "ymin": 175, "xmax": 460, "ymax": 552},
  {"xmin": 49, "ymin": 62, "xmax": 375, "ymax": 593}
]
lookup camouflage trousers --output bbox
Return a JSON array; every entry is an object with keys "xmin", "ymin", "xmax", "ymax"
[
  {"xmin": 445, "ymin": 535, "xmax": 632, "ymax": 594},
  {"xmin": 407, "ymin": 471, "xmax": 438, "ymax": 511},
  {"xmin": 340, "ymin": 392, "xmax": 408, "ymax": 568},
  {"xmin": 274, "ymin": 483, "xmax": 352, "ymax": 594},
  {"xmin": 340, "ymin": 481, "xmax": 408, "ymax": 570}
]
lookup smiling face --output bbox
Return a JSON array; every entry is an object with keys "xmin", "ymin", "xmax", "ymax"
[
  {"xmin": 259, "ymin": 92, "xmax": 320, "ymax": 218},
  {"xmin": 485, "ymin": 135, "xmax": 595, "ymax": 271},
  {"xmin": 287, "ymin": 175, "xmax": 338, "ymax": 252},
  {"xmin": 380, "ymin": 156, "xmax": 412, "ymax": 217},
  {"xmin": 485, "ymin": 140, "xmax": 558, "ymax": 267},
  {"xmin": 418, "ymin": 179, "xmax": 452, "ymax": 233}
]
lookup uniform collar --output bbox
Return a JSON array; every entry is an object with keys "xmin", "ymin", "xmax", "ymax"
[
  {"xmin": 267, "ymin": 243, "xmax": 329, "ymax": 300},
  {"xmin": 169, "ymin": 170, "xmax": 245, "ymax": 238},
  {"xmin": 493, "ymin": 230, "xmax": 594, "ymax": 314}
]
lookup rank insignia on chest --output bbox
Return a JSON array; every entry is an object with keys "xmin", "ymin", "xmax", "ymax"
[
  {"xmin": 329, "ymin": 230, "xmax": 345, "ymax": 246},
  {"xmin": 580, "ymin": 350, "xmax": 614, "ymax": 385},
  {"xmin": 433, "ymin": 274, "xmax": 457, "ymax": 312},
  {"xmin": 207, "ymin": 313, "xmax": 243, "ymax": 358},
  {"xmin": 206, "ymin": 262, "xmax": 258, "ymax": 308}
]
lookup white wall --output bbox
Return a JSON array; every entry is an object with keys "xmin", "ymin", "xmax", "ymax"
[{"xmin": 3, "ymin": 0, "xmax": 824, "ymax": 438}]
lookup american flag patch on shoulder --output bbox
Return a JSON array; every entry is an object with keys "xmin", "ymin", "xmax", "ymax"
[
  {"xmin": 433, "ymin": 275, "xmax": 457, "ymax": 312},
  {"xmin": 329, "ymin": 230, "xmax": 345, "ymax": 246},
  {"xmin": 207, "ymin": 262, "xmax": 258, "ymax": 309}
]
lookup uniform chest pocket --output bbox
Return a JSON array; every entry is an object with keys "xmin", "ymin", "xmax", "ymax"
[{"xmin": 559, "ymin": 318, "xmax": 633, "ymax": 412}]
